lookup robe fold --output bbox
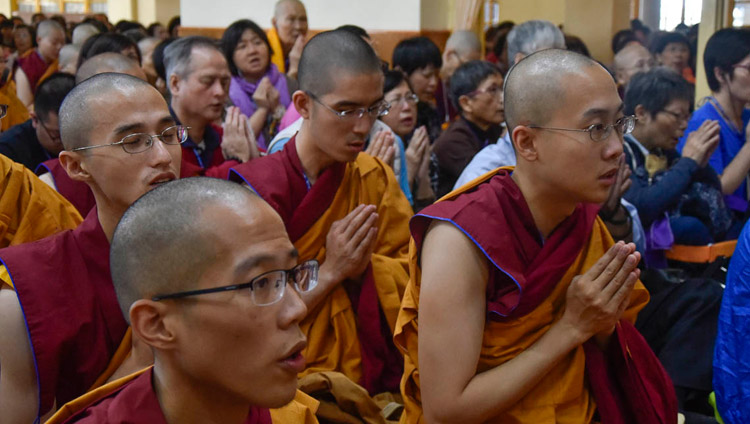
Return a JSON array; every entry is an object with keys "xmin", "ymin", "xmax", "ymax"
[
  {"xmin": 37, "ymin": 159, "xmax": 97, "ymax": 216},
  {"xmin": 267, "ymin": 27, "xmax": 287, "ymax": 74},
  {"xmin": 0, "ymin": 154, "xmax": 81, "ymax": 247},
  {"xmin": 0, "ymin": 79, "xmax": 32, "ymax": 132},
  {"xmin": 45, "ymin": 367, "xmax": 319, "ymax": 424},
  {"xmin": 229, "ymin": 137, "xmax": 412, "ymax": 395},
  {"xmin": 0, "ymin": 209, "xmax": 127, "ymax": 417},
  {"xmin": 17, "ymin": 49, "xmax": 51, "ymax": 94},
  {"xmin": 393, "ymin": 167, "xmax": 678, "ymax": 424}
]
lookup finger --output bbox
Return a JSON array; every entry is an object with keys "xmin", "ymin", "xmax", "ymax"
[
  {"xmin": 610, "ymin": 268, "xmax": 640, "ymax": 313},
  {"xmin": 336, "ymin": 204, "xmax": 366, "ymax": 229},
  {"xmin": 348, "ymin": 212, "xmax": 379, "ymax": 246},
  {"xmin": 600, "ymin": 252, "xmax": 638, "ymax": 300},
  {"xmin": 587, "ymin": 242, "xmax": 626, "ymax": 285},
  {"xmin": 341, "ymin": 205, "xmax": 377, "ymax": 239},
  {"xmin": 352, "ymin": 227, "xmax": 378, "ymax": 262},
  {"xmin": 620, "ymin": 178, "xmax": 632, "ymax": 195}
]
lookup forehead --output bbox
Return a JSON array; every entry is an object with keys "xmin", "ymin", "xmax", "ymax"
[
  {"xmin": 207, "ymin": 200, "xmax": 293, "ymax": 259},
  {"xmin": 188, "ymin": 47, "xmax": 229, "ymax": 74},
  {"xmin": 88, "ymin": 86, "xmax": 170, "ymax": 135},
  {"xmin": 322, "ymin": 70, "xmax": 383, "ymax": 104},
  {"xmin": 478, "ymin": 73, "xmax": 503, "ymax": 86},
  {"xmin": 279, "ymin": 1, "xmax": 306, "ymax": 17},
  {"xmin": 558, "ymin": 67, "xmax": 620, "ymax": 118},
  {"xmin": 240, "ymin": 29, "xmax": 262, "ymax": 41}
]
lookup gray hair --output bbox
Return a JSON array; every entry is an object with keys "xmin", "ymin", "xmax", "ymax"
[
  {"xmin": 446, "ymin": 30, "xmax": 481, "ymax": 57},
  {"xmin": 164, "ymin": 36, "xmax": 221, "ymax": 83},
  {"xmin": 72, "ymin": 23, "xmax": 100, "ymax": 46},
  {"xmin": 36, "ymin": 20, "xmax": 65, "ymax": 39},
  {"xmin": 507, "ymin": 20, "xmax": 566, "ymax": 66}
]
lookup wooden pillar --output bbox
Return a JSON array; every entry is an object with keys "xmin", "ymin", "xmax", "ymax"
[{"xmin": 694, "ymin": 0, "xmax": 729, "ymax": 104}]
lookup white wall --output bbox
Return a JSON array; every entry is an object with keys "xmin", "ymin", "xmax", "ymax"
[{"xmin": 181, "ymin": 0, "xmax": 423, "ymax": 31}]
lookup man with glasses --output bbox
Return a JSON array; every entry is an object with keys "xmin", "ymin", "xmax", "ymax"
[
  {"xmin": 229, "ymin": 29, "xmax": 412, "ymax": 409},
  {"xmin": 0, "ymin": 73, "xmax": 72, "ymax": 172},
  {"xmin": 0, "ymin": 73, "xmax": 184, "ymax": 423},
  {"xmin": 44, "ymin": 177, "xmax": 319, "ymax": 423},
  {"xmin": 395, "ymin": 49, "xmax": 677, "ymax": 423}
]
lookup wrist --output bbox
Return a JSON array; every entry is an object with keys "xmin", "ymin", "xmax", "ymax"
[
  {"xmin": 553, "ymin": 317, "xmax": 590, "ymax": 346},
  {"xmin": 318, "ymin": 261, "xmax": 343, "ymax": 289}
]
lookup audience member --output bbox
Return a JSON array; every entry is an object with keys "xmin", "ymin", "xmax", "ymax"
[
  {"xmin": 71, "ymin": 22, "xmax": 100, "ymax": 46},
  {"xmin": 506, "ymin": 19, "xmax": 565, "ymax": 67},
  {"xmin": 77, "ymin": 32, "xmax": 142, "ymax": 69},
  {"xmin": 222, "ymin": 19, "xmax": 293, "ymax": 150},
  {"xmin": 485, "ymin": 21, "xmax": 514, "ymax": 65},
  {"xmin": 395, "ymin": 48, "xmax": 676, "ymax": 424},
  {"xmin": 489, "ymin": 21, "xmax": 515, "ymax": 74},
  {"xmin": 651, "ymin": 31, "xmax": 694, "ymax": 83},
  {"xmin": 147, "ymin": 22, "xmax": 168, "ymax": 40},
  {"xmin": 0, "ymin": 73, "xmax": 74, "ymax": 171},
  {"xmin": 75, "ymin": 52, "xmax": 147, "ymax": 84},
  {"xmin": 57, "ymin": 43, "xmax": 79, "ymax": 74},
  {"xmin": 152, "ymin": 37, "xmax": 176, "ymax": 96},
  {"xmin": 43, "ymin": 178, "xmax": 320, "ymax": 424},
  {"xmin": 434, "ymin": 60, "xmax": 504, "ymax": 197},
  {"xmin": 137, "ymin": 36, "xmax": 160, "ymax": 86},
  {"xmin": 167, "ymin": 15, "xmax": 180, "ymax": 38},
  {"xmin": 613, "ymin": 42, "xmax": 654, "ymax": 92},
  {"xmin": 267, "ymin": 0, "xmax": 307, "ymax": 78},
  {"xmin": 15, "ymin": 19, "xmax": 65, "ymax": 104},
  {"xmin": 0, "ymin": 50, "xmax": 31, "ymax": 132},
  {"xmin": 631, "ymin": 19, "xmax": 652, "ymax": 45},
  {"xmin": 31, "ymin": 12, "xmax": 46, "ymax": 27},
  {"xmin": 0, "ymin": 20, "xmax": 13, "ymax": 47},
  {"xmin": 612, "ymin": 28, "xmax": 641, "ymax": 54},
  {"xmin": 438, "ymin": 30, "xmax": 481, "ymax": 125},
  {"xmin": 678, "ymin": 28, "xmax": 750, "ymax": 213},
  {"xmin": 12, "ymin": 24, "xmax": 34, "ymax": 58},
  {"xmin": 565, "ymin": 34, "xmax": 590, "ymax": 57}
]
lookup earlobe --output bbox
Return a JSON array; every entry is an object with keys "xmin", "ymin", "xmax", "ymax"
[
  {"xmin": 512, "ymin": 126, "xmax": 539, "ymax": 162},
  {"xmin": 458, "ymin": 95, "xmax": 472, "ymax": 115},
  {"xmin": 293, "ymin": 90, "xmax": 311, "ymax": 119},
  {"xmin": 129, "ymin": 300, "xmax": 176, "ymax": 351},
  {"xmin": 58, "ymin": 151, "xmax": 91, "ymax": 182}
]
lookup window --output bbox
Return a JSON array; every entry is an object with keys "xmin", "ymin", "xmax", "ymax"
[
  {"xmin": 734, "ymin": 0, "xmax": 750, "ymax": 26},
  {"xmin": 660, "ymin": 0, "xmax": 703, "ymax": 30}
]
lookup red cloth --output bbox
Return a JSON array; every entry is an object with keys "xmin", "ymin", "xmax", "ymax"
[
  {"xmin": 180, "ymin": 123, "xmax": 240, "ymax": 178},
  {"xmin": 61, "ymin": 368, "xmax": 272, "ymax": 424},
  {"xmin": 17, "ymin": 50, "xmax": 49, "ymax": 94},
  {"xmin": 0, "ymin": 209, "xmax": 127, "ymax": 415},
  {"xmin": 36, "ymin": 159, "xmax": 96, "ymax": 216},
  {"xmin": 411, "ymin": 170, "xmax": 678, "ymax": 424}
]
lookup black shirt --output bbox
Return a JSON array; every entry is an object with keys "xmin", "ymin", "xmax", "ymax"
[{"xmin": 0, "ymin": 119, "xmax": 52, "ymax": 171}]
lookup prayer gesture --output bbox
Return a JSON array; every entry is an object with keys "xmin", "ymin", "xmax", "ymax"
[
  {"xmin": 320, "ymin": 204, "xmax": 379, "ymax": 285},
  {"xmin": 366, "ymin": 130, "xmax": 396, "ymax": 168},
  {"xmin": 682, "ymin": 120, "xmax": 720, "ymax": 168},
  {"xmin": 560, "ymin": 241, "xmax": 640, "ymax": 343},
  {"xmin": 222, "ymin": 106, "xmax": 259, "ymax": 163},
  {"xmin": 252, "ymin": 77, "xmax": 281, "ymax": 111},
  {"xmin": 405, "ymin": 126, "xmax": 430, "ymax": 185},
  {"xmin": 287, "ymin": 35, "xmax": 305, "ymax": 78}
]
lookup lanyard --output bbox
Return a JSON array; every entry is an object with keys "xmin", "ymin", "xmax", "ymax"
[
  {"xmin": 193, "ymin": 147, "xmax": 205, "ymax": 169},
  {"xmin": 708, "ymin": 97, "xmax": 743, "ymax": 136}
]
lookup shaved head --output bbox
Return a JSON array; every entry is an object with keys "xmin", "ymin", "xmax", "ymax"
[
  {"xmin": 274, "ymin": 0, "xmax": 305, "ymax": 18},
  {"xmin": 72, "ymin": 23, "xmax": 100, "ymax": 46},
  {"xmin": 613, "ymin": 42, "xmax": 653, "ymax": 86},
  {"xmin": 445, "ymin": 30, "xmax": 481, "ymax": 57},
  {"xmin": 110, "ymin": 178, "xmax": 267, "ymax": 321},
  {"xmin": 504, "ymin": 49, "xmax": 600, "ymax": 134},
  {"xmin": 298, "ymin": 29, "xmax": 382, "ymax": 96},
  {"xmin": 36, "ymin": 19, "xmax": 64, "ymax": 39},
  {"xmin": 60, "ymin": 73, "xmax": 155, "ymax": 150},
  {"xmin": 58, "ymin": 44, "xmax": 79, "ymax": 74},
  {"xmin": 76, "ymin": 52, "xmax": 147, "ymax": 84}
]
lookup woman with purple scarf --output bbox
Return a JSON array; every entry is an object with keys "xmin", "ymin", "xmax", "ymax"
[{"xmin": 222, "ymin": 19, "xmax": 294, "ymax": 151}]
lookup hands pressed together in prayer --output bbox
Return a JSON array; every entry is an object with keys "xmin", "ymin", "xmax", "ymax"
[
  {"xmin": 252, "ymin": 77, "xmax": 281, "ymax": 113},
  {"xmin": 221, "ymin": 106, "xmax": 260, "ymax": 163},
  {"xmin": 682, "ymin": 120, "xmax": 720, "ymax": 168},
  {"xmin": 287, "ymin": 35, "xmax": 305, "ymax": 79},
  {"xmin": 365, "ymin": 130, "xmax": 396, "ymax": 168}
]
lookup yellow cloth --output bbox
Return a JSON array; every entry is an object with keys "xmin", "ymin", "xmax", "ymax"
[
  {"xmin": 0, "ymin": 79, "xmax": 31, "ymax": 132},
  {"xmin": 36, "ymin": 59, "xmax": 59, "ymax": 89},
  {"xmin": 645, "ymin": 153, "xmax": 669, "ymax": 178},
  {"xmin": 393, "ymin": 168, "xmax": 650, "ymax": 424},
  {"xmin": 44, "ymin": 366, "xmax": 320, "ymax": 424},
  {"xmin": 267, "ymin": 27, "xmax": 287, "ymax": 74},
  {"xmin": 295, "ymin": 153, "xmax": 412, "ymax": 386}
]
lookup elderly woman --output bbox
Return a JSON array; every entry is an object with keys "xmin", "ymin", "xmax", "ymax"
[{"xmin": 221, "ymin": 19, "xmax": 294, "ymax": 150}]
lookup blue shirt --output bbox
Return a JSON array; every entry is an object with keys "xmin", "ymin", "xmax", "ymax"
[
  {"xmin": 453, "ymin": 132, "xmax": 516, "ymax": 190},
  {"xmin": 678, "ymin": 100, "xmax": 750, "ymax": 211},
  {"xmin": 714, "ymin": 219, "xmax": 750, "ymax": 423}
]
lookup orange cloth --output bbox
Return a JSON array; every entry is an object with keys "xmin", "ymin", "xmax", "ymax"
[
  {"xmin": 44, "ymin": 366, "xmax": 320, "ymax": 424},
  {"xmin": 682, "ymin": 67, "xmax": 696, "ymax": 85},
  {"xmin": 36, "ymin": 59, "xmax": 59, "ymax": 89},
  {"xmin": 294, "ymin": 153, "xmax": 412, "ymax": 387},
  {"xmin": 267, "ymin": 27, "xmax": 287, "ymax": 74},
  {"xmin": 0, "ymin": 153, "xmax": 81, "ymax": 248},
  {"xmin": 0, "ymin": 79, "xmax": 31, "ymax": 132},
  {"xmin": 393, "ymin": 169, "xmax": 651, "ymax": 424}
]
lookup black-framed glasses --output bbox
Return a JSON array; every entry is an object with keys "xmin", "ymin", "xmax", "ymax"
[
  {"xmin": 152, "ymin": 259, "xmax": 319, "ymax": 307},
  {"xmin": 308, "ymin": 92, "xmax": 391, "ymax": 120},
  {"xmin": 70, "ymin": 125, "xmax": 190, "ymax": 154},
  {"xmin": 37, "ymin": 118, "xmax": 61, "ymax": 143},
  {"xmin": 0, "ymin": 104, "xmax": 8, "ymax": 120},
  {"xmin": 659, "ymin": 109, "xmax": 690, "ymax": 122},
  {"xmin": 529, "ymin": 115, "xmax": 637, "ymax": 142}
]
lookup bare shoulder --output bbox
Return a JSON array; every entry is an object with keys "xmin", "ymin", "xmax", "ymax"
[{"xmin": 421, "ymin": 220, "xmax": 489, "ymax": 294}]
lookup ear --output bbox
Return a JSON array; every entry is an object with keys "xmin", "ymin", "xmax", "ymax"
[
  {"xmin": 292, "ymin": 90, "xmax": 311, "ymax": 119},
  {"xmin": 58, "ymin": 150, "xmax": 92, "ymax": 182},
  {"xmin": 271, "ymin": 17, "xmax": 277, "ymax": 29},
  {"xmin": 129, "ymin": 299, "xmax": 177, "ymax": 351},
  {"xmin": 30, "ymin": 111, "xmax": 38, "ymax": 128},
  {"xmin": 512, "ymin": 125, "xmax": 539, "ymax": 162},
  {"xmin": 634, "ymin": 104, "xmax": 650, "ymax": 122},
  {"xmin": 513, "ymin": 52, "xmax": 525, "ymax": 66},
  {"xmin": 713, "ymin": 66, "xmax": 728, "ymax": 86},
  {"xmin": 168, "ymin": 73, "xmax": 181, "ymax": 97},
  {"xmin": 458, "ymin": 95, "xmax": 473, "ymax": 115}
]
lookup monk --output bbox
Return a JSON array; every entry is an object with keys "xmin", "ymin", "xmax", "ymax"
[
  {"xmin": 0, "ymin": 73, "xmax": 181, "ymax": 423},
  {"xmin": 15, "ymin": 19, "xmax": 65, "ymax": 105},
  {"xmin": 229, "ymin": 30, "xmax": 412, "ymax": 400},
  {"xmin": 45, "ymin": 177, "xmax": 319, "ymax": 424},
  {"xmin": 268, "ymin": 0, "xmax": 308, "ymax": 78},
  {"xmin": 394, "ymin": 49, "xmax": 677, "ymax": 423}
]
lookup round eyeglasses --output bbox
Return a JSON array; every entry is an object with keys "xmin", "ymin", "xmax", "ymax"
[
  {"xmin": 528, "ymin": 115, "xmax": 637, "ymax": 142},
  {"xmin": 151, "ymin": 260, "xmax": 319, "ymax": 307},
  {"xmin": 70, "ymin": 125, "xmax": 190, "ymax": 154}
]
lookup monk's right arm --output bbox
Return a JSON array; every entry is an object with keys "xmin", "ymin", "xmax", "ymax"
[
  {"xmin": 0, "ymin": 287, "xmax": 40, "ymax": 424},
  {"xmin": 418, "ymin": 222, "xmax": 639, "ymax": 424}
]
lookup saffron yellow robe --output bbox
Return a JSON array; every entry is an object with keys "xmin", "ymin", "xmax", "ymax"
[
  {"xmin": 0, "ymin": 79, "xmax": 31, "ymax": 132},
  {"xmin": 267, "ymin": 27, "xmax": 287, "ymax": 74}
]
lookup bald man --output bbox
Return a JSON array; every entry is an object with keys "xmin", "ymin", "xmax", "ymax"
[
  {"xmin": 613, "ymin": 42, "xmax": 654, "ymax": 94},
  {"xmin": 268, "ymin": 0, "xmax": 308, "ymax": 78},
  {"xmin": 58, "ymin": 44, "xmax": 80, "ymax": 75},
  {"xmin": 44, "ymin": 178, "xmax": 319, "ymax": 424},
  {"xmin": 0, "ymin": 73, "xmax": 182, "ymax": 423},
  {"xmin": 15, "ymin": 19, "xmax": 66, "ymax": 103},
  {"xmin": 75, "ymin": 52, "xmax": 147, "ymax": 83},
  {"xmin": 395, "ymin": 49, "xmax": 677, "ymax": 423},
  {"xmin": 437, "ymin": 30, "xmax": 482, "ymax": 124},
  {"xmin": 229, "ymin": 30, "xmax": 412, "ymax": 403}
]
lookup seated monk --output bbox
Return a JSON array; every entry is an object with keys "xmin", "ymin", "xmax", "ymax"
[
  {"xmin": 268, "ymin": 0, "xmax": 308, "ymax": 78},
  {"xmin": 36, "ymin": 54, "xmax": 149, "ymax": 216},
  {"xmin": 0, "ymin": 73, "xmax": 182, "ymax": 423},
  {"xmin": 45, "ymin": 177, "xmax": 318, "ymax": 424},
  {"xmin": 394, "ymin": 49, "xmax": 678, "ymax": 423},
  {"xmin": 229, "ymin": 30, "xmax": 412, "ymax": 400},
  {"xmin": 14, "ymin": 19, "xmax": 65, "ymax": 106}
]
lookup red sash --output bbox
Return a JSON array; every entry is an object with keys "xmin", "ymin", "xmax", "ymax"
[
  {"xmin": 0, "ymin": 210, "xmax": 127, "ymax": 415},
  {"xmin": 17, "ymin": 50, "xmax": 48, "ymax": 94}
]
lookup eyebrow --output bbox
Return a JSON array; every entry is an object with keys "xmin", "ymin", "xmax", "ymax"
[
  {"xmin": 582, "ymin": 102, "xmax": 625, "ymax": 119},
  {"xmin": 234, "ymin": 248, "xmax": 300, "ymax": 279},
  {"xmin": 112, "ymin": 115, "xmax": 176, "ymax": 138},
  {"xmin": 333, "ymin": 96, "xmax": 385, "ymax": 109}
]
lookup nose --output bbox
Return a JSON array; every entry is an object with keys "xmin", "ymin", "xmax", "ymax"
[
  {"xmin": 150, "ymin": 135, "xmax": 176, "ymax": 167},
  {"xmin": 212, "ymin": 79, "xmax": 227, "ymax": 98},
  {"xmin": 603, "ymin": 128, "xmax": 624, "ymax": 160},
  {"xmin": 280, "ymin": 281, "xmax": 308, "ymax": 327}
]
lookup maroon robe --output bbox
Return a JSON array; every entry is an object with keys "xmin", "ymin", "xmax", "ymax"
[
  {"xmin": 17, "ymin": 50, "xmax": 49, "ymax": 94},
  {"xmin": 0, "ymin": 209, "xmax": 127, "ymax": 416},
  {"xmin": 61, "ymin": 368, "xmax": 272, "ymax": 424},
  {"xmin": 37, "ymin": 159, "xmax": 96, "ymax": 216},
  {"xmin": 410, "ymin": 169, "xmax": 678, "ymax": 424}
]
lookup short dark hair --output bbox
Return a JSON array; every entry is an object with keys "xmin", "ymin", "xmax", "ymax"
[
  {"xmin": 221, "ymin": 19, "xmax": 272, "ymax": 76},
  {"xmin": 649, "ymin": 31, "xmax": 689, "ymax": 54},
  {"xmin": 114, "ymin": 20, "xmax": 143, "ymax": 34},
  {"xmin": 612, "ymin": 29, "xmax": 639, "ymax": 54},
  {"xmin": 704, "ymin": 28, "xmax": 750, "ymax": 92},
  {"xmin": 167, "ymin": 16, "xmax": 180, "ymax": 36},
  {"xmin": 336, "ymin": 25, "xmax": 369, "ymax": 40},
  {"xmin": 384, "ymin": 69, "xmax": 410, "ymax": 94},
  {"xmin": 34, "ymin": 73, "xmax": 75, "ymax": 119},
  {"xmin": 80, "ymin": 17, "xmax": 109, "ymax": 34},
  {"xmin": 153, "ymin": 37, "xmax": 177, "ymax": 81},
  {"xmin": 624, "ymin": 67, "xmax": 692, "ymax": 116},
  {"xmin": 449, "ymin": 60, "xmax": 501, "ymax": 112},
  {"xmin": 77, "ymin": 32, "xmax": 142, "ymax": 68},
  {"xmin": 0, "ymin": 20, "xmax": 13, "ymax": 30},
  {"xmin": 14, "ymin": 24, "xmax": 36, "ymax": 47},
  {"xmin": 565, "ymin": 35, "xmax": 590, "ymax": 57},
  {"xmin": 392, "ymin": 36, "xmax": 442, "ymax": 76},
  {"xmin": 146, "ymin": 23, "xmax": 163, "ymax": 37}
]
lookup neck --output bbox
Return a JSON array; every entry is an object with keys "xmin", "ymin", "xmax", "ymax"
[
  {"xmin": 172, "ymin": 100, "xmax": 208, "ymax": 143},
  {"xmin": 153, "ymin": 359, "xmax": 251, "ymax": 424},
  {"xmin": 714, "ymin": 88, "xmax": 745, "ymax": 128},
  {"xmin": 463, "ymin": 114, "xmax": 491, "ymax": 132},
  {"xmin": 95, "ymin": 203, "xmax": 125, "ymax": 243},
  {"xmin": 36, "ymin": 48, "xmax": 49, "ymax": 64},
  {"xmin": 295, "ymin": 121, "xmax": 336, "ymax": 185},
  {"xmin": 241, "ymin": 70, "xmax": 264, "ymax": 85},
  {"xmin": 511, "ymin": 165, "xmax": 577, "ymax": 238}
]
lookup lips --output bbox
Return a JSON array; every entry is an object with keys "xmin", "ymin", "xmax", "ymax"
[
  {"xmin": 149, "ymin": 171, "xmax": 177, "ymax": 186},
  {"xmin": 280, "ymin": 340, "xmax": 307, "ymax": 373},
  {"xmin": 598, "ymin": 168, "xmax": 618, "ymax": 185}
]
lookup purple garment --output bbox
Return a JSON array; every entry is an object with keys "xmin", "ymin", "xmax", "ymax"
[
  {"xmin": 644, "ymin": 212, "xmax": 674, "ymax": 269},
  {"xmin": 228, "ymin": 64, "xmax": 291, "ymax": 149}
]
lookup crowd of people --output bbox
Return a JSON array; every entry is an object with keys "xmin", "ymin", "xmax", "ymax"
[{"xmin": 0, "ymin": 0, "xmax": 748, "ymax": 423}]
